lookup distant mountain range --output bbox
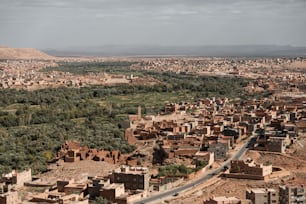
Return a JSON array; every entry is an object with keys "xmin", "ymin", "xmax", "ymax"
[
  {"xmin": 0, "ymin": 46, "xmax": 54, "ymax": 60},
  {"xmin": 44, "ymin": 45, "xmax": 306, "ymax": 57},
  {"xmin": 1, "ymin": 45, "xmax": 305, "ymax": 59}
]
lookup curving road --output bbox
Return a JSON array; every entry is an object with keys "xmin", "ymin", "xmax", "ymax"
[{"xmin": 135, "ymin": 136, "xmax": 256, "ymax": 204}]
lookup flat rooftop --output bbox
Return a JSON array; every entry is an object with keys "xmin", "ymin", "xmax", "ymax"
[
  {"xmin": 212, "ymin": 196, "xmax": 240, "ymax": 201},
  {"xmin": 102, "ymin": 183, "xmax": 124, "ymax": 190},
  {"xmin": 114, "ymin": 166, "xmax": 148, "ymax": 174}
]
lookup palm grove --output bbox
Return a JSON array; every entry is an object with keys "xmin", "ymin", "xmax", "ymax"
[{"xmin": 0, "ymin": 61, "xmax": 249, "ymax": 174}]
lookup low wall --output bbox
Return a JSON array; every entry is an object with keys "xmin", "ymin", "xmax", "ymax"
[
  {"xmin": 225, "ymin": 173, "xmax": 264, "ymax": 180},
  {"xmin": 157, "ymin": 177, "xmax": 185, "ymax": 192},
  {"xmin": 25, "ymin": 181, "xmax": 56, "ymax": 187}
]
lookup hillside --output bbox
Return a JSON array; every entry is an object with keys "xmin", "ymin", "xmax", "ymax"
[{"xmin": 0, "ymin": 46, "xmax": 55, "ymax": 60}]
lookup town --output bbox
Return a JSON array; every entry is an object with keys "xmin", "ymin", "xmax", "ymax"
[
  {"xmin": 1, "ymin": 53, "xmax": 306, "ymax": 204},
  {"xmin": 1, "ymin": 0, "xmax": 306, "ymax": 202}
]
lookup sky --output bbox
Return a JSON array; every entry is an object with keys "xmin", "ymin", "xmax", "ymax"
[{"xmin": 1, "ymin": 0, "xmax": 306, "ymax": 49}]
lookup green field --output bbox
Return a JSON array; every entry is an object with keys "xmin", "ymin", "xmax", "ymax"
[{"xmin": 96, "ymin": 91, "xmax": 194, "ymax": 115}]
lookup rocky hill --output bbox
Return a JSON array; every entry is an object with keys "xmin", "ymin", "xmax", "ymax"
[{"xmin": 0, "ymin": 46, "xmax": 55, "ymax": 60}]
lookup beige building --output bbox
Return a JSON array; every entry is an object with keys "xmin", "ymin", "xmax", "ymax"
[{"xmin": 246, "ymin": 188, "xmax": 278, "ymax": 204}]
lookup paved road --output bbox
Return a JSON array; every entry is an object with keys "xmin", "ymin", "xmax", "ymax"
[{"xmin": 135, "ymin": 136, "xmax": 256, "ymax": 204}]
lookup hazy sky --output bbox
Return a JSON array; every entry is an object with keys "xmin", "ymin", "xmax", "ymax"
[{"xmin": 1, "ymin": 0, "xmax": 306, "ymax": 49}]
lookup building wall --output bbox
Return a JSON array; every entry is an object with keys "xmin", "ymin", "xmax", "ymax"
[
  {"xmin": 267, "ymin": 138, "xmax": 286, "ymax": 153},
  {"xmin": 114, "ymin": 185, "xmax": 125, "ymax": 198},
  {"xmin": 230, "ymin": 160, "xmax": 272, "ymax": 177},
  {"xmin": 246, "ymin": 190, "xmax": 268, "ymax": 204},
  {"xmin": 113, "ymin": 173, "xmax": 149, "ymax": 190},
  {"xmin": 246, "ymin": 189, "xmax": 278, "ymax": 204},
  {"xmin": 100, "ymin": 189, "xmax": 116, "ymax": 203},
  {"xmin": 0, "ymin": 191, "xmax": 19, "ymax": 204},
  {"xmin": 58, "ymin": 194, "xmax": 78, "ymax": 204},
  {"xmin": 207, "ymin": 152, "xmax": 215, "ymax": 166},
  {"xmin": 279, "ymin": 185, "xmax": 306, "ymax": 204},
  {"xmin": 261, "ymin": 165, "xmax": 273, "ymax": 177},
  {"xmin": 125, "ymin": 193, "xmax": 145, "ymax": 204},
  {"xmin": 16, "ymin": 169, "xmax": 32, "ymax": 186},
  {"xmin": 225, "ymin": 174, "xmax": 264, "ymax": 180},
  {"xmin": 112, "ymin": 166, "xmax": 150, "ymax": 191},
  {"xmin": 269, "ymin": 190, "xmax": 279, "ymax": 204},
  {"xmin": 100, "ymin": 184, "xmax": 125, "ymax": 203},
  {"xmin": 57, "ymin": 180, "xmax": 70, "ymax": 192},
  {"xmin": 125, "ymin": 128, "xmax": 136, "ymax": 144}
]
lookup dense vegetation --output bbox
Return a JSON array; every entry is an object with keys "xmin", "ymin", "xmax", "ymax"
[
  {"xmin": 42, "ymin": 61, "xmax": 137, "ymax": 75},
  {"xmin": 44, "ymin": 61, "xmax": 249, "ymax": 99},
  {"xmin": 0, "ymin": 61, "xmax": 249, "ymax": 175},
  {"xmin": 157, "ymin": 161, "xmax": 208, "ymax": 177},
  {"xmin": 158, "ymin": 164, "xmax": 194, "ymax": 177}
]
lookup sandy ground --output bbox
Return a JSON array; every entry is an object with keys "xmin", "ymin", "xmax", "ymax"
[{"xmin": 41, "ymin": 160, "xmax": 117, "ymax": 181}]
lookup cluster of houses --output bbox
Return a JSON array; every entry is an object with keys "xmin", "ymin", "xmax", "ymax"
[
  {"xmin": 132, "ymin": 57, "xmax": 306, "ymax": 80},
  {"xmin": 29, "ymin": 165, "xmax": 149, "ymax": 204},
  {"xmin": 0, "ymin": 60, "xmax": 58, "ymax": 89},
  {"xmin": 126, "ymin": 98, "xmax": 241, "ymax": 164},
  {"xmin": 204, "ymin": 184, "xmax": 306, "ymax": 204},
  {"xmin": 1, "ymin": 165, "xmax": 304, "ymax": 204},
  {"xmin": 0, "ymin": 59, "xmax": 139, "ymax": 90},
  {"xmin": 252, "ymin": 97, "xmax": 306, "ymax": 153},
  {"xmin": 0, "ymin": 165, "xmax": 151, "ymax": 204},
  {"xmin": 126, "ymin": 96, "xmax": 306, "ymax": 166}
]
